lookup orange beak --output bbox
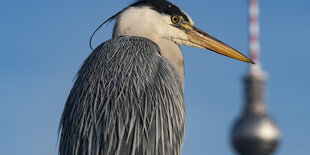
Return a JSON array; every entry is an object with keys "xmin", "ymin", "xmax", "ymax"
[{"xmin": 180, "ymin": 23, "xmax": 254, "ymax": 64}]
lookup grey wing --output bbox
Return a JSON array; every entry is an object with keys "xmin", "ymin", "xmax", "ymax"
[{"xmin": 59, "ymin": 36, "xmax": 185, "ymax": 155}]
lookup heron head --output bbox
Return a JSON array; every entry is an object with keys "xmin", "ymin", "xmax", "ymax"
[{"xmin": 100, "ymin": 0, "xmax": 254, "ymax": 64}]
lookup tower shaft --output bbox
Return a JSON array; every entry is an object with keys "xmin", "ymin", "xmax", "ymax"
[{"xmin": 246, "ymin": 0, "xmax": 266, "ymax": 116}]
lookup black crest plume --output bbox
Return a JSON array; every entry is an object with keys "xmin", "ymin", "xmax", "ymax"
[{"xmin": 89, "ymin": 0, "xmax": 189, "ymax": 50}]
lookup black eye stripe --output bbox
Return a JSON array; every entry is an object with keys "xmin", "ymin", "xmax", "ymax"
[{"xmin": 130, "ymin": 0, "xmax": 190, "ymax": 22}]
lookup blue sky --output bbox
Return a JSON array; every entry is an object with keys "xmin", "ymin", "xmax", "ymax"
[{"xmin": 0, "ymin": 0, "xmax": 309, "ymax": 154}]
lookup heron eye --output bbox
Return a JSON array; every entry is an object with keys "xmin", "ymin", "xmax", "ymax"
[{"xmin": 171, "ymin": 16, "xmax": 180, "ymax": 24}]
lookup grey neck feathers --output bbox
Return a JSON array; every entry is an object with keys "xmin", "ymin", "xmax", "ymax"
[{"xmin": 113, "ymin": 20, "xmax": 185, "ymax": 83}]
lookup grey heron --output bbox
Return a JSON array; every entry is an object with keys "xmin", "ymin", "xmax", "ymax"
[{"xmin": 59, "ymin": 0, "xmax": 254, "ymax": 155}]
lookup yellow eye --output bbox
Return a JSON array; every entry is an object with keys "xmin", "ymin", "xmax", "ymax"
[{"xmin": 171, "ymin": 16, "xmax": 180, "ymax": 24}]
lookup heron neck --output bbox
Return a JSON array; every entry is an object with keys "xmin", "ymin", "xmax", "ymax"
[
  {"xmin": 155, "ymin": 38, "xmax": 184, "ymax": 83},
  {"xmin": 112, "ymin": 25, "xmax": 184, "ymax": 83}
]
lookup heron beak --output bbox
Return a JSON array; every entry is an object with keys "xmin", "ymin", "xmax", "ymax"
[{"xmin": 180, "ymin": 23, "xmax": 254, "ymax": 64}]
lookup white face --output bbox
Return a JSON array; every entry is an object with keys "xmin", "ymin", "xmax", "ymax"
[{"xmin": 113, "ymin": 6, "xmax": 200, "ymax": 48}]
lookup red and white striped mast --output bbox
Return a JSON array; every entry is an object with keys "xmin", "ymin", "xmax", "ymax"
[{"xmin": 249, "ymin": 0, "xmax": 262, "ymax": 76}]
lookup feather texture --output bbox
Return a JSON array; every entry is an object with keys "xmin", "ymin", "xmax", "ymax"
[{"xmin": 59, "ymin": 36, "xmax": 185, "ymax": 155}]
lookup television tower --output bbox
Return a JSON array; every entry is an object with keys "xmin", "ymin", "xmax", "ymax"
[{"xmin": 230, "ymin": 0, "xmax": 281, "ymax": 155}]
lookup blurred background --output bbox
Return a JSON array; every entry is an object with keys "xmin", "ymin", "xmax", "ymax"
[{"xmin": 0, "ymin": 0, "xmax": 309, "ymax": 154}]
